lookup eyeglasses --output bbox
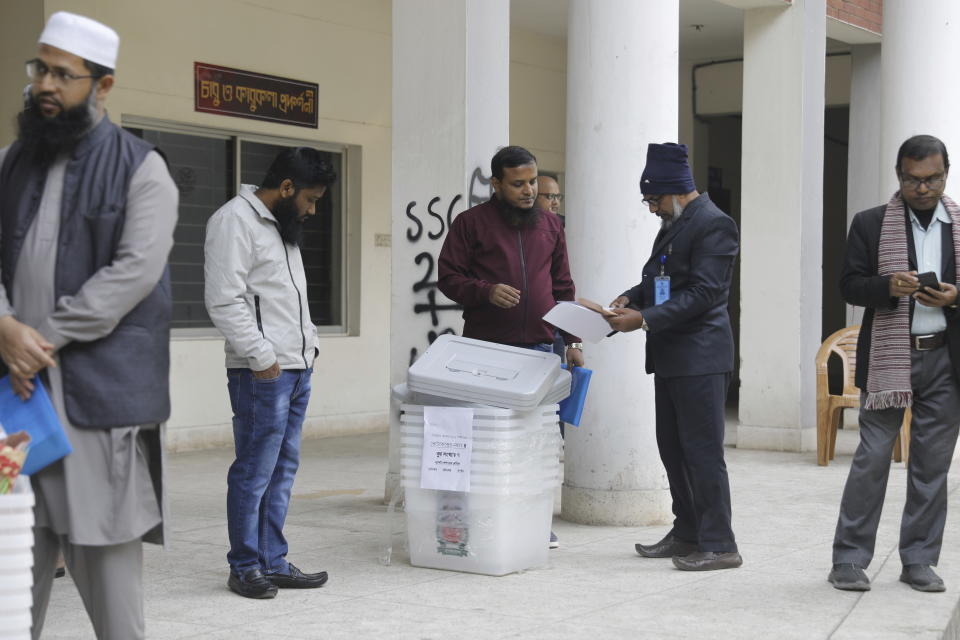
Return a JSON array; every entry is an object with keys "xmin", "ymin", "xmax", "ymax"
[
  {"xmin": 539, "ymin": 193, "xmax": 564, "ymax": 202},
  {"xmin": 25, "ymin": 59, "xmax": 99, "ymax": 87},
  {"xmin": 642, "ymin": 195, "xmax": 663, "ymax": 207},
  {"xmin": 900, "ymin": 173, "xmax": 946, "ymax": 190}
]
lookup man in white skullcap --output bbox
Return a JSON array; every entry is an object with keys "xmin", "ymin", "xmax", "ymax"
[{"xmin": 0, "ymin": 11, "xmax": 177, "ymax": 638}]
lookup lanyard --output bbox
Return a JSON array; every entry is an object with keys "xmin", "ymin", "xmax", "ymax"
[{"xmin": 659, "ymin": 244, "xmax": 672, "ymax": 276}]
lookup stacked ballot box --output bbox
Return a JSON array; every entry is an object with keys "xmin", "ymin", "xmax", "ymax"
[
  {"xmin": 0, "ymin": 483, "xmax": 34, "ymax": 640},
  {"xmin": 400, "ymin": 335, "xmax": 570, "ymax": 576}
]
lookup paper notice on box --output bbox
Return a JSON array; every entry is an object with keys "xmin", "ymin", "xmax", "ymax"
[{"xmin": 421, "ymin": 406, "xmax": 474, "ymax": 492}]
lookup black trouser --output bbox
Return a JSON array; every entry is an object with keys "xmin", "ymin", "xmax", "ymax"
[{"xmin": 655, "ymin": 373, "xmax": 737, "ymax": 552}]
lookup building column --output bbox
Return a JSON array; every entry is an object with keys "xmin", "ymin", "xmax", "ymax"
[
  {"xmin": 845, "ymin": 43, "xmax": 881, "ymax": 327},
  {"xmin": 386, "ymin": 0, "xmax": 509, "ymax": 501},
  {"xmin": 880, "ymin": 1, "xmax": 960, "ymax": 197},
  {"xmin": 737, "ymin": 0, "xmax": 825, "ymax": 451},
  {"xmin": 560, "ymin": 0, "xmax": 675, "ymax": 526}
]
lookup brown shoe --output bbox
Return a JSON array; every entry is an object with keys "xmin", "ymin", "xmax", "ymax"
[
  {"xmin": 635, "ymin": 534, "xmax": 698, "ymax": 558},
  {"xmin": 672, "ymin": 551, "xmax": 742, "ymax": 571}
]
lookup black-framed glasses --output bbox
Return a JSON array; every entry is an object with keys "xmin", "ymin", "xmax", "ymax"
[
  {"xmin": 539, "ymin": 193, "xmax": 564, "ymax": 202},
  {"xmin": 642, "ymin": 195, "xmax": 663, "ymax": 207},
  {"xmin": 900, "ymin": 173, "xmax": 946, "ymax": 190},
  {"xmin": 25, "ymin": 58, "xmax": 98, "ymax": 87}
]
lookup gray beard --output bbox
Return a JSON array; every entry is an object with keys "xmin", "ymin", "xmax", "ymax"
[{"xmin": 660, "ymin": 196, "xmax": 683, "ymax": 230}]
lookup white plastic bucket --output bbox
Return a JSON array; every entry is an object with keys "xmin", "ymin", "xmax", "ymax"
[{"xmin": 405, "ymin": 486, "xmax": 553, "ymax": 576}]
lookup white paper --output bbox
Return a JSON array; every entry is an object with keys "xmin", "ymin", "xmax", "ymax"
[
  {"xmin": 421, "ymin": 406, "xmax": 474, "ymax": 492},
  {"xmin": 543, "ymin": 302, "xmax": 613, "ymax": 343}
]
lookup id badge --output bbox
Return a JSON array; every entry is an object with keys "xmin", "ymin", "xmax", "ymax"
[{"xmin": 654, "ymin": 276, "xmax": 671, "ymax": 305}]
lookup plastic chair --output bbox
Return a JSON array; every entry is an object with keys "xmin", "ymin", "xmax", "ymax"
[{"xmin": 815, "ymin": 325, "xmax": 910, "ymax": 466}]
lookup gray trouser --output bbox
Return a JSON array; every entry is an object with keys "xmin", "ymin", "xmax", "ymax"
[
  {"xmin": 31, "ymin": 527, "xmax": 144, "ymax": 640},
  {"xmin": 833, "ymin": 344, "xmax": 960, "ymax": 568}
]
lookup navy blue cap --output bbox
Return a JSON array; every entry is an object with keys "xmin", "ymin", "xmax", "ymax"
[{"xmin": 639, "ymin": 142, "xmax": 696, "ymax": 195}]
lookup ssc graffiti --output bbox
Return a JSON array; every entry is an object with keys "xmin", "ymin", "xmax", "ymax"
[{"xmin": 406, "ymin": 170, "xmax": 492, "ymax": 366}]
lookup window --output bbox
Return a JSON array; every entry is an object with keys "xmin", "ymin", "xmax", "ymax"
[{"xmin": 124, "ymin": 120, "xmax": 350, "ymax": 334}]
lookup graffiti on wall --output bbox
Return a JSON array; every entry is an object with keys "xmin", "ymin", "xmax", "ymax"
[{"xmin": 405, "ymin": 168, "xmax": 493, "ymax": 365}]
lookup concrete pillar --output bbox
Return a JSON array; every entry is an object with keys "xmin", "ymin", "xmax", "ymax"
[
  {"xmin": 737, "ymin": 0, "xmax": 825, "ymax": 452},
  {"xmin": 560, "ymin": 0, "xmax": 675, "ymax": 526},
  {"xmin": 845, "ymin": 43, "xmax": 881, "ymax": 327},
  {"xmin": 386, "ymin": 0, "xmax": 509, "ymax": 501},
  {"xmin": 880, "ymin": 1, "xmax": 960, "ymax": 198}
]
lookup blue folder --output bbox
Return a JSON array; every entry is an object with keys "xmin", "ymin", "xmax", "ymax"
[
  {"xmin": 0, "ymin": 376, "xmax": 71, "ymax": 476},
  {"xmin": 559, "ymin": 365, "xmax": 592, "ymax": 427}
]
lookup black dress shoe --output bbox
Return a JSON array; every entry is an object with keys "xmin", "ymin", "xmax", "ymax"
[
  {"xmin": 227, "ymin": 568, "xmax": 278, "ymax": 599},
  {"xmin": 265, "ymin": 563, "xmax": 329, "ymax": 589},
  {"xmin": 635, "ymin": 534, "xmax": 698, "ymax": 558},
  {"xmin": 672, "ymin": 551, "xmax": 742, "ymax": 571},
  {"xmin": 900, "ymin": 564, "xmax": 946, "ymax": 593},
  {"xmin": 828, "ymin": 563, "xmax": 871, "ymax": 591}
]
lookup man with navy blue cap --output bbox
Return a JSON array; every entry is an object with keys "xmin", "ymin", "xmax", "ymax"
[{"xmin": 608, "ymin": 143, "xmax": 742, "ymax": 571}]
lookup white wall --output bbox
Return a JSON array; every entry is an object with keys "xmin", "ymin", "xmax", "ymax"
[
  {"xmin": 19, "ymin": 0, "xmax": 395, "ymax": 450},
  {"xmin": 510, "ymin": 27, "xmax": 567, "ymax": 172},
  {"xmin": 693, "ymin": 53, "xmax": 851, "ymax": 117}
]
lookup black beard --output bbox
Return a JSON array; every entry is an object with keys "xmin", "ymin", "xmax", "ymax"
[
  {"xmin": 494, "ymin": 195, "xmax": 540, "ymax": 228},
  {"xmin": 272, "ymin": 195, "xmax": 305, "ymax": 246},
  {"xmin": 16, "ymin": 91, "xmax": 95, "ymax": 167}
]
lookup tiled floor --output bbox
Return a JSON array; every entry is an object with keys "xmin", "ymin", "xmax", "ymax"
[{"xmin": 37, "ymin": 431, "xmax": 960, "ymax": 639}]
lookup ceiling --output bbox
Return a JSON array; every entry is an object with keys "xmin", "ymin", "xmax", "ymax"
[{"xmin": 511, "ymin": 0, "xmax": 852, "ymax": 61}]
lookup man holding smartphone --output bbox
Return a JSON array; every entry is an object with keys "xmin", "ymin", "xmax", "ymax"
[{"xmin": 830, "ymin": 135, "xmax": 960, "ymax": 593}]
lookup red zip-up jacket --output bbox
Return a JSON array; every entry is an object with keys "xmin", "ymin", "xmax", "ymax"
[{"xmin": 438, "ymin": 197, "xmax": 579, "ymax": 345}]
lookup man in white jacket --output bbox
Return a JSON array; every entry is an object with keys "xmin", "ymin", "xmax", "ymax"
[{"xmin": 204, "ymin": 147, "xmax": 336, "ymax": 599}]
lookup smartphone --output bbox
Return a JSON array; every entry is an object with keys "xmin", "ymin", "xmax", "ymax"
[{"xmin": 917, "ymin": 271, "xmax": 942, "ymax": 292}]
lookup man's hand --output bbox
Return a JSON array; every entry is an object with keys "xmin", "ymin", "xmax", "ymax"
[
  {"xmin": 0, "ymin": 316, "xmax": 56, "ymax": 378},
  {"xmin": 889, "ymin": 271, "xmax": 920, "ymax": 297},
  {"xmin": 253, "ymin": 361, "xmax": 281, "ymax": 380},
  {"xmin": 489, "ymin": 284, "xmax": 521, "ymax": 309},
  {"xmin": 609, "ymin": 295, "xmax": 630, "ymax": 309},
  {"xmin": 607, "ymin": 307, "xmax": 645, "ymax": 333},
  {"xmin": 10, "ymin": 374, "xmax": 35, "ymax": 401},
  {"xmin": 914, "ymin": 281, "xmax": 959, "ymax": 308},
  {"xmin": 566, "ymin": 346, "xmax": 584, "ymax": 368}
]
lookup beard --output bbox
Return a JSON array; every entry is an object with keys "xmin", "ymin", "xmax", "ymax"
[
  {"xmin": 494, "ymin": 195, "xmax": 540, "ymax": 228},
  {"xmin": 272, "ymin": 194, "xmax": 305, "ymax": 246},
  {"xmin": 660, "ymin": 196, "xmax": 684, "ymax": 230},
  {"xmin": 16, "ymin": 89, "xmax": 97, "ymax": 167}
]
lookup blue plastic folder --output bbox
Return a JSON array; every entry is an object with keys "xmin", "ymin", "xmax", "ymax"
[
  {"xmin": 559, "ymin": 365, "xmax": 592, "ymax": 427},
  {"xmin": 0, "ymin": 376, "xmax": 71, "ymax": 476}
]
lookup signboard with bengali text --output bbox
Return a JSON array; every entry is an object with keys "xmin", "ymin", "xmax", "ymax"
[{"xmin": 194, "ymin": 62, "xmax": 317, "ymax": 128}]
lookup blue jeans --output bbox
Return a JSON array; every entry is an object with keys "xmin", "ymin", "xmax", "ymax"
[{"xmin": 225, "ymin": 368, "xmax": 312, "ymax": 574}]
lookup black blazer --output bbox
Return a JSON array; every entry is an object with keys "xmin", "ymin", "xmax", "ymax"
[
  {"xmin": 622, "ymin": 193, "xmax": 739, "ymax": 378},
  {"xmin": 840, "ymin": 203, "xmax": 960, "ymax": 389}
]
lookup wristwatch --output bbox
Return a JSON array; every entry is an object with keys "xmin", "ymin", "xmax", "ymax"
[
  {"xmin": 568, "ymin": 342, "xmax": 584, "ymax": 350},
  {"xmin": 641, "ymin": 319, "xmax": 649, "ymax": 331}
]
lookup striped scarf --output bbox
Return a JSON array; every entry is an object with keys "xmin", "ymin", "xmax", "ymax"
[{"xmin": 864, "ymin": 192, "xmax": 960, "ymax": 410}]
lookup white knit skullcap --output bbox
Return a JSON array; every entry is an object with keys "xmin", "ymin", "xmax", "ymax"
[{"xmin": 38, "ymin": 12, "xmax": 119, "ymax": 69}]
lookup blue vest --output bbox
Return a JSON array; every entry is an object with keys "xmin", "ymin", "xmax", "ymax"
[{"xmin": 0, "ymin": 117, "xmax": 172, "ymax": 429}]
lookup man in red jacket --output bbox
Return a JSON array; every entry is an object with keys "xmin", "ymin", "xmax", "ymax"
[
  {"xmin": 438, "ymin": 146, "xmax": 583, "ymax": 366},
  {"xmin": 438, "ymin": 145, "xmax": 582, "ymax": 549}
]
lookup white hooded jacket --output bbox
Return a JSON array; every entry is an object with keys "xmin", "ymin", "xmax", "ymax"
[{"xmin": 204, "ymin": 185, "xmax": 319, "ymax": 371}]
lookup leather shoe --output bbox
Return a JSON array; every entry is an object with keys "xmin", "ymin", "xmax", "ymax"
[
  {"xmin": 828, "ymin": 563, "xmax": 870, "ymax": 591},
  {"xmin": 265, "ymin": 563, "xmax": 329, "ymax": 589},
  {"xmin": 900, "ymin": 564, "xmax": 945, "ymax": 593},
  {"xmin": 672, "ymin": 551, "xmax": 742, "ymax": 571},
  {"xmin": 635, "ymin": 534, "xmax": 698, "ymax": 558},
  {"xmin": 227, "ymin": 568, "xmax": 278, "ymax": 599}
]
